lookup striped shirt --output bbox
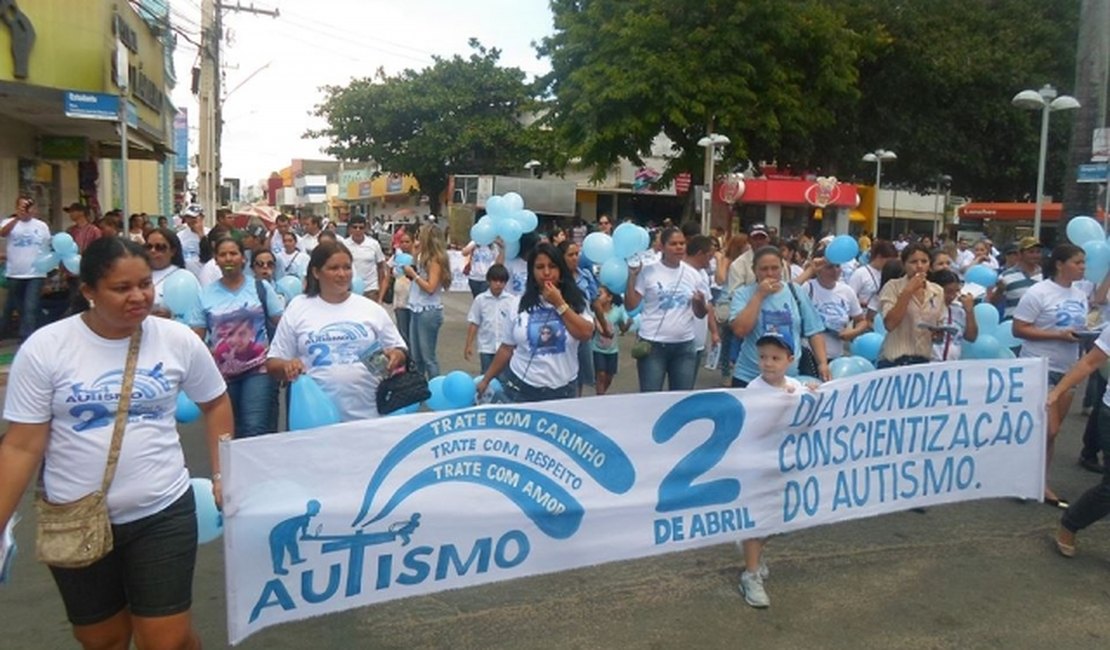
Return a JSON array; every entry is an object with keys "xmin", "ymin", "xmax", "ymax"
[{"xmin": 998, "ymin": 265, "xmax": 1042, "ymax": 319}]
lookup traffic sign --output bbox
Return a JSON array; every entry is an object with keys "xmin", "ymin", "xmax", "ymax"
[
  {"xmin": 63, "ymin": 91, "xmax": 119, "ymax": 121},
  {"xmin": 1077, "ymin": 163, "xmax": 1109, "ymax": 184}
]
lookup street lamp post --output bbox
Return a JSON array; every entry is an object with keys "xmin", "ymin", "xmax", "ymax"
[
  {"xmin": 1012, "ymin": 84, "xmax": 1080, "ymax": 239},
  {"xmin": 932, "ymin": 174, "xmax": 952, "ymax": 238},
  {"xmin": 862, "ymin": 149, "xmax": 897, "ymax": 237},
  {"xmin": 698, "ymin": 133, "xmax": 730, "ymax": 235}
]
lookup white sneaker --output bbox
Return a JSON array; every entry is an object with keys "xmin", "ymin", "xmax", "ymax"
[
  {"xmin": 758, "ymin": 561, "xmax": 769, "ymax": 581},
  {"xmin": 739, "ymin": 570, "xmax": 770, "ymax": 608}
]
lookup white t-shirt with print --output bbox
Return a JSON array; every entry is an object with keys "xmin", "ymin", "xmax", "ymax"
[
  {"xmin": 504, "ymin": 257, "xmax": 529, "ymax": 296},
  {"xmin": 633, "ymin": 261, "xmax": 710, "ymax": 343},
  {"xmin": 267, "ymin": 294, "xmax": 407, "ymax": 421},
  {"xmin": 3, "ymin": 315, "xmax": 226, "ymax": 524},
  {"xmin": 177, "ymin": 228, "xmax": 204, "ymax": 278},
  {"xmin": 503, "ymin": 302, "xmax": 593, "ymax": 389},
  {"xmin": 804, "ymin": 279, "xmax": 863, "ymax": 359},
  {"xmin": 346, "ymin": 235, "xmax": 386, "ymax": 292},
  {"xmin": 467, "ymin": 290, "xmax": 519, "ymax": 354},
  {"xmin": 693, "ymin": 268, "xmax": 712, "ymax": 351},
  {"xmin": 746, "ymin": 375, "xmax": 804, "ymax": 393},
  {"xmin": 1, "ymin": 217, "xmax": 51, "ymax": 278},
  {"xmin": 1013, "ymin": 279, "xmax": 1088, "ymax": 373},
  {"xmin": 848, "ymin": 264, "xmax": 882, "ymax": 311}
]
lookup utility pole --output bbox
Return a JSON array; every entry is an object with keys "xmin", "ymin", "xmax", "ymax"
[{"xmin": 196, "ymin": 0, "xmax": 278, "ymax": 222}]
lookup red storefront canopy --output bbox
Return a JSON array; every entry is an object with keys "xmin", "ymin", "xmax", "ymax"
[{"xmin": 731, "ymin": 178, "xmax": 859, "ymax": 207}]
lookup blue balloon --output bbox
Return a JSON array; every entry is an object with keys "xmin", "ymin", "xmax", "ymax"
[
  {"xmin": 994, "ymin": 319, "xmax": 1021, "ymax": 348},
  {"xmin": 847, "ymin": 356, "xmax": 875, "ymax": 375},
  {"xmin": 32, "ymin": 252, "xmax": 58, "ymax": 274},
  {"xmin": 502, "ymin": 192, "xmax": 525, "ymax": 212},
  {"xmin": 351, "ymin": 274, "xmax": 365, "ymax": 295},
  {"xmin": 485, "ymin": 195, "xmax": 507, "ymax": 216},
  {"xmin": 496, "ymin": 217, "xmax": 523, "ymax": 243},
  {"xmin": 190, "ymin": 477, "xmax": 223, "ymax": 544},
  {"xmin": 388, "ymin": 402, "xmax": 421, "ymax": 416},
  {"xmin": 443, "ymin": 370, "xmax": 476, "ymax": 408},
  {"xmin": 175, "ymin": 392, "xmax": 201, "ymax": 423},
  {"xmin": 582, "ymin": 232, "xmax": 615, "ymax": 264},
  {"xmin": 289, "ymin": 376, "xmax": 342, "ymax": 430},
  {"xmin": 965, "ymin": 264, "xmax": 998, "ymax": 288},
  {"xmin": 51, "ymin": 232, "xmax": 78, "ymax": 257},
  {"xmin": 852, "ymin": 332, "xmax": 884, "ymax": 362},
  {"xmin": 503, "ymin": 239, "xmax": 520, "ymax": 260},
  {"xmin": 872, "ymin": 314, "xmax": 887, "ymax": 336},
  {"xmin": 471, "ymin": 219, "xmax": 497, "ymax": 246},
  {"xmin": 612, "ymin": 223, "xmax": 642, "ymax": 259},
  {"xmin": 514, "ymin": 209, "xmax": 539, "ymax": 233},
  {"xmin": 473, "ymin": 374, "xmax": 503, "ymax": 403},
  {"xmin": 1067, "ymin": 216, "xmax": 1103, "ymax": 246},
  {"xmin": 973, "ymin": 302, "xmax": 1000, "ymax": 335},
  {"xmin": 393, "ymin": 252, "xmax": 413, "ymax": 267},
  {"xmin": 163, "ymin": 270, "xmax": 201, "ymax": 315},
  {"xmin": 636, "ymin": 226, "xmax": 651, "ymax": 252},
  {"xmin": 599, "ymin": 258, "xmax": 628, "ymax": 293},
  {"xmin": 62, "ymin": 254, "xmax": 81, "ymax": 274},
  {"xmin": 425, "ymin": 376, "xmax": 454, "ymax": 411},
  {"xmin": 1082, "ymin": 240, "xmax": 1110, "ymax": 282},
  {"xmin": 825, "ymin": 235, "xmax": 860, "ymax": 265},
  {"xmin": 963, "ymin": 334, "xmax": 1003, "ymax": 359},
  {"xmin": 277, "ymin": 275, "xmax": 303, "ymax": 301},
  {"xmin": 829, "ymin": 357, "xmax": 856, "ymax": 379}
]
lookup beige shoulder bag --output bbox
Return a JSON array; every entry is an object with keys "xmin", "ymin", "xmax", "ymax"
[{"xmin": 35, "ymin": 327, "xmax": 142, "ymax": 568}]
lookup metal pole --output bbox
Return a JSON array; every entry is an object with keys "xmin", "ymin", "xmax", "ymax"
[
  {"xmin": 701, "ymin": 144, "xmax": 714, "ymax": 235},
  {"xmin": 119, "ymin": 94, "xmax": 129, "ymax": 219},
  {"xmin": 1034, "ymin": 102, "xmax": 1051, "ymax": 239},
  {"xmin": 932, "ymin": 180, "xmax": 942, "ymax": 238},
  {"xmin": 873, "ymin": 159, "xmax": 882, "ymax": 237}
]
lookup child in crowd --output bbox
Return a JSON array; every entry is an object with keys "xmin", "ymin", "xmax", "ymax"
[
  {"xmin": 739, "ymin": 332, "xmax": 806, "ymax": 608},
  {"xmin": 591, "ymin": 286, "xmax": 630, "ymax": 395},
  {"xmin": 464, "ymin": 264, "xmax": 518, "ymax": 374},
  {"xmin": 927, "ymin": 269, "xmax": 979, "ymax": 361}
]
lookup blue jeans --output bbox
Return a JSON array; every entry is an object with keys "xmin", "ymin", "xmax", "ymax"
[
  {"xmin": 636, "ymin": 339, "xmax": 697, "ymax": 392},
  {"xmin": 480, "ymin": 352, "xmax": 496, "ymax": 374},
  {"xmin": 409, "ymin": 307, "xmax": 444, "ymax": 379},
  {"xmin": 395, "ymin": 308, "xmax": 412, "ymax": 350},
  {"xmin": 226, "ymin": 371, "xmax": 278, "ymax": 437},
  {"xmin": 3, "ymin": 277, "xmax": 43, "ymax": 340}
]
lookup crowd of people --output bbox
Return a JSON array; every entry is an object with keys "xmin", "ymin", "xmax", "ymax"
[{"xmin": 1, "ymin": 194, "xmax": 1108, "ymax": 645}]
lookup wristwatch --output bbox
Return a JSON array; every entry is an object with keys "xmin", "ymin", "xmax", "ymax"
[{"xmin": 556, "ymin": 304, "xmax": 569, "ymax": 315}]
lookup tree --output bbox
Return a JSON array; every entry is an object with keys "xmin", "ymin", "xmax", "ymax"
[
  {"xmin": 537, "ymin": 0, "xmax": 871, "ymax": 191},
  {"xmin": 310, "ymin": 41, "xmax": 538, "ymax": 214}
]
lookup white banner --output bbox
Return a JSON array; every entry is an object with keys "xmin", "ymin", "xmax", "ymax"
[{"xmin": 221, "ymin": 359, "xmax": 1046, "ymax": 643}]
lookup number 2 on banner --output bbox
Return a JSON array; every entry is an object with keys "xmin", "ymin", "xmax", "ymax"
[{"xmin": 653, "ymin": 392, "xmax": 744, "ymax": 513}]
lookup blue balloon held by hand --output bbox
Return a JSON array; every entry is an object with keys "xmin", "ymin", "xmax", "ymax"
[
  {"xmin": 289, "ymin": 376, "xmax": 342, "ymax": 430},
  {"xmin": 393, "ymin": 252, "xmax": 413, "ymax": 268},
  {"xmin": 51, "ymin": 232, "xmax": 78, "ymax": 257},
  {"xmin": 190, "ymin": 477, "xmax": 223, "ymax": 544},
  {"xmin": 175, "ymin": 392, "xmax": 201, "ymax": 423},
  {"xmin": 582, "ymin": 232, "xmax": 615, "ymax": 264},
  {"xmin": 277, "ymin": 275, "xmax": 303, "ymax": 302},
  {"xmin": 62, "ymin": 254, "xmax": 81, "ymax": 274},
  {"xmin": 1067, "ymin": 216, "xmax": 1103, "ymax": 246},
  {"xmin": 425, "ymin": 375, "xmax": 454, "ymax": 411},
  {"xmin": 443, "ymin": 370, "xmax": 475, "ymax": 409},
  {"xmin": 964, "ymin": 264, "xmax": 997, "ymax": 288},
  {"xmin": 852, "ymin": 332, "xmax": 884, "ymax": 363},
  {"xmin": 600, "ymin": 258, "xmax": 628, "ymax": 293},
  {"xmin": 824, "ymin": 235, "xmax": 860, "ymax": 265},
  {"xmin": 32, "ymin": 252, "xmax": 58, "ymax": 274}
]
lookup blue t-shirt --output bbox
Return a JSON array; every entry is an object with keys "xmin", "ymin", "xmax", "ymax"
[
  {"xmin": 187, "ymin": 278, "xmax": 284, "ymax": 378},
  {"xmin": 729, "ymin": 283, "xmax": 824, "ymax": 382}
]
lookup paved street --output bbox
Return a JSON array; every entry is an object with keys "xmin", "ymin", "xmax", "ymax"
[{"xmin": 2, "ymin": 291, "xmax": 1110, "ymax": 649}]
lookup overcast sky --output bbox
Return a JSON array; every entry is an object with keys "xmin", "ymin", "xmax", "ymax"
[{"xmin": 170, "ymin": 0, "xmax": 554, "ymax": 186}]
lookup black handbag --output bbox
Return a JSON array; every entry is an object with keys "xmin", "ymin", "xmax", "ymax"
[{"xmin": 376, "ymin": 360, "xmax": 430, "ymax": 414}]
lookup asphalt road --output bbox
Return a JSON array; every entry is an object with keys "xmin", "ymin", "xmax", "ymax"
[{"xmin": 3, "ymin": 292, "xmax": 1109, "ymax": 649}]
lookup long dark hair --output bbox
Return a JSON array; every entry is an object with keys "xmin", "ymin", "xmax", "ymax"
[
  {"xmin": 1044, "ymin": 243, "xmax": 1083, "ymax": 280},
  {"xmin": 519, "ymin": 243, "xmax": 586, "ymax": 314},
  {"xmin": 199, "ymin": 224, "xmax": 230, "ymax": 263},
  {"xmin": 305, "ymin": 240, "xmax": 352, "ymax": 297},
  {"xmin": 147, "ymin": 227, "xmax": 186, "ymax": 268},
  {"xmin": 73, "ymin": 238, "xmax": 150, "ymax": 313}
]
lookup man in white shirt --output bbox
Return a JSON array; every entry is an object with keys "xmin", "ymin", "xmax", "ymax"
[
  {"xmin": 298, "ymin": 216, "xmax": 323, "ymax": 253},
  {"xmin": 0, "ymin": 196, "xmax": 51, "ymax": 340},
  {"xmin": 344, "ymin": 215, "xmax": 386, "ymax": 301},
  {"xmin": 177, "ymin": 204, "xmax": 207, "ymax": 278}
]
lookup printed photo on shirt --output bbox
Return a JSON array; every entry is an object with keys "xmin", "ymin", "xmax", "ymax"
[{"xmin": 529, "ymin": 310, "xmax": 567, "ymax": 355}]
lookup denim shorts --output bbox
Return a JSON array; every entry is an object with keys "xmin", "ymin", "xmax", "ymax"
[
  {"xmin": 593, "ymin": 351, "xmax": 619, "ymax": 375},
  {"xmin": 1048, "ymin": 370, "xmax": 1066, "ymax": 387},
  {"xmin": 49, "ymin": 488, "xmax": 198, "ymax": 625}
]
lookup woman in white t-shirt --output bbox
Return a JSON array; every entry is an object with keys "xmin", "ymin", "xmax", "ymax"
[
  {"xmin": 462, "ymin": 240, "xmax": 499, "ymax": 296},
  {"xmin": 799, "ymin": 255, "xmax": 867, "ymax": 360},
  {"xmin": 927, "ymin": 269, "xmax": 979, "ymax": 361},
  {"xmin": 144, "ymin": 227, "xmax": 188, "ymax": 319},
  {"xmin": 1013, "ymin": 243, "xmax": 1089, "ymax": 508},
  {"xmin": 276, "ymin": 231, "xmax": 309, "ymax": 282},
  {"xmin": 0, "ymin": 237, "xmax": 232, "ymax": 648},
  {"xmin": 476, "ymin": 243, "xmax": 595, "ymax": 403},
  {"xmin": 267, "ymin": 240, "xmax": 408, "ymax": 422},
  {"xmin": 625, "ymin": 228, "xmax": 710, "ymax": 392},
  {"xmin": 402, "ymin": 225, "xmax": 452, "ymax": 379}
]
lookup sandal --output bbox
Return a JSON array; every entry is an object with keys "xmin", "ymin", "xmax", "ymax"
[
  {"xmin": 1055, "ymin": 527, "xmax": 1077, "ymax": 558},
  {"xmin": 1044, "ymin": 495, "xmax": 1070, "ymax": 510}
]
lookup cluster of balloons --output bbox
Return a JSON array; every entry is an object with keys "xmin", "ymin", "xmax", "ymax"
[
  {"xmin": 1067, "ymin": 216, "xmax": 1110, "ymax": 282},
  {"xmin": 470, "ymin": 192, "xmax": 539, "ymax": 260},
  {"xmin": 585, "ymin": 223, "xmax": 652, "ymax": 293},
  {"xmin": 32, "ymin": 233, "xmax": 82, "ymax": 275},
  {"xmin": 414, "ymin": 371, "xmax": 503, "ymax": 415},
  {"xmin": 962, "ymin": 304, "xmax": 1020, "ymax": 359},
  {"xmin": 829, "ymin": 355, "xmax": 875, "ymax": 379}
]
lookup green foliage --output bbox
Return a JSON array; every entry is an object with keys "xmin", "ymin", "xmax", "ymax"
[{"xmin": 309, "ymin": 41, "xmax": 539, "ymax": 212}]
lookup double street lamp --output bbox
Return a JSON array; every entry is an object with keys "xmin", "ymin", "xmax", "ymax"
[
  {"xmin": 1012, "ymin": 84, "xmax": 1080, "ymax": 239},
  {"xmin": 862, "ymin": 149, "xmax": 897, "ymax": 236},
  {"xmin": 698, "ymin": 133, "xmax": 730, "ymax": 235}
]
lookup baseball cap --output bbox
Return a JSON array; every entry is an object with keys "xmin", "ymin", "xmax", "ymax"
[
  {"xmin": 756, "ymin": 332, "xmax": 794, "ymax": 355},
  {"xmin": 181, "ymin": 204, "xmax": 203, "ymax": 218},
  {"xmin": 748, "ymin": 223, "xmax": 769, "ymax": 237},
  {"xmin": 244, "ymin": 225, "xmax": 266, "ymax": 239},
  {"xmin": 1018, "ymin": 236, "xmax": 1040, "ymax": 250}
]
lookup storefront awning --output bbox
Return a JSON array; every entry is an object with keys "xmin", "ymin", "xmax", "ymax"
[
  {"xmin": 738, "ymin": 178, "xmax": 859, "ymax": 208},
  {"xmin": 957, "ymin": 202, "xmax": 1063, "ymax": 222}
]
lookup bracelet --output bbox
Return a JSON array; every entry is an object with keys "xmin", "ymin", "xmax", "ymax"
[{"xmin": 212, "ymin": 472, "xmax": 222, "ymax": 481}]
